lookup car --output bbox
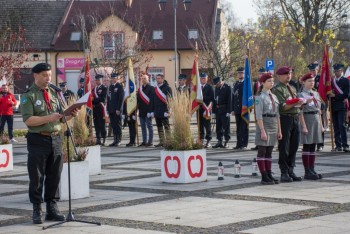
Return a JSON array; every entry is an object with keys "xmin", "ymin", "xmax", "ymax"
[{"xmin": 14, "ymin": 94, "xmax": 21, "ymax": 113}]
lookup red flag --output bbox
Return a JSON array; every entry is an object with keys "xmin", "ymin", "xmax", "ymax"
[
  {"xmin": 84, "ymin": 56, "xmax": 93, "ymax": 116},
  {"xmin": 318, "ymin": 44, "xmax": 332, "ymax": 103},
  {"xmin": 190, "ymin": 57, "xmax": 203, "ymax": 114}
]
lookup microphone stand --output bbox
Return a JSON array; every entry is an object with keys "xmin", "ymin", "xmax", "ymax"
[{"xmin": 43, "ymin": 89, "xmax": 101, "ymax": 230}]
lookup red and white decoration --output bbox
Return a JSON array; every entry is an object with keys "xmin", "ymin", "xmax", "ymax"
[
  {"xmin": 161, "ymin": 149, "xmax": 207, "ymax": 183},
  {"xmin": 0, "ymin": 144, "xmax": 13, "ymax": 173}
]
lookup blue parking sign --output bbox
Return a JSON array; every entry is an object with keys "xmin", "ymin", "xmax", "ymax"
[{"xmin": 265, "ymin": 59, "xmax": 274, "ymax": 72}]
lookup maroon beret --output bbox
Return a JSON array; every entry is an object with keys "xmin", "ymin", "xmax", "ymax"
[
  {"xmin": 259, "ymin": 72, "xmax": 273, "ymax": 83},
  {"xmin": 301, "ymin": 73, "xmax": 315, "ymax": 82},
  {"xmin": 276, "ymin": 66, "xmax": 292, "ymax": 75}
]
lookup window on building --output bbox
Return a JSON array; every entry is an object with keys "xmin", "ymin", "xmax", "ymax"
[
  {"xmin": 188, "ymin": 29, "xmax": 199, "ymax": 39},
  {"xmin": 147, "ymin": 67, "xmax": 165, "ymax": 86},
  {"xmin": 103, "ymin": 32, "xmax": 124, "ymax": 59},
  {"xmin": 152, "ymin": 30, "xmax": 163, "ymax": 40}
]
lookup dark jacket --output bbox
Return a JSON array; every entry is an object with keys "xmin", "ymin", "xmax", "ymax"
[
  {"xmin": 92, "ymin": 84, "xmax": 107, "ymax": 113},
  {"xmin": 77, "ymin": 87, "xmax": 84, "ymax": 99},
  {"xmin": 214, "ymin": 83, "xmax": 232, "ymax": 114},
  {"xmin": 137, "ymin": 83, "xmax": 154, "ymax": 117},
  {"xmin": 232, "ymin": 80, "xmax": 243, "ymax": 114},
  {"xmin": 331, "ymin": 76, "xmax": 350, "ymax": 111},
  {"xmin": 107, "ymin": 82, "xmax": 124, "ymax": 113},
  {"xmin": 154, "ymin": 82, "xmax": 172, "ymax": 118},
  {"xmin": 199, "ymin": 83, "xmax": 214, "ymax": 113}
]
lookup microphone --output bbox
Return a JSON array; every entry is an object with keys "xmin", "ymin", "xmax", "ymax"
[{"xmin": 49, "ymin": 83, "xmax": 62, "ymax": 92}]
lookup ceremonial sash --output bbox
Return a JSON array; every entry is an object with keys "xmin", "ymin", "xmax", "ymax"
[
  {"xmin": 138, "ymin": 86, "xmax": 150, "ymax": 105},
  {"xmin": 155, "ymin": 86, "xmax": 167, "ymax": 105},
  {"xmin": 332, "ymin": 79, "xmax": 343, "ymax": 95},
  {"xmin": 202, "ymin": 102, "xmax": 213, "ymax": 119}
]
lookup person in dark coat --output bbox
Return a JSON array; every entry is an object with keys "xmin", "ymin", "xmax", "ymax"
[
  {"xmin": 177, "ymin": 74, "xmax": 190, "ymax": 93},
  {"xmin": 232, "ymin": 67, "xmax": 248, "ymax": 150},
  {"xmin": 328, "ymin": 63, "xmax": 350, "ymax": 152},
  {"xmin": 107, "ymin": 73, "xmax": 124, "ymax": 146},
  {"xmin": 123, "ymin": 101, "xmax": 137, "ymax": 147},
  {"xmin": 59, "ymin": 82, "xmax": 74, "ymax": 103},
  {"xmin": 77, "ymin": 77, "xmax": 85, "ymax": 99},
  {"xmin": 212, "ymin": 76, "xmax": 232, "ymax": 148},
  {"xmin": 92, "ymin": 74, "xmax": 107, "ymax": 145},
  {"xmin": 198, "ymin": 72, "xmax": 215, "ymax": 148},
  {"xmin": 154, "ymin": 74, "xmax": 172, "ymax": 147}
]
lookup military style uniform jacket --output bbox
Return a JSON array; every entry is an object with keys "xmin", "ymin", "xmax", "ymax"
[
  {"xmin": 314, "ymin": 74, "xmax": 321, "ymax": 90},
  {"xmin": 63, "ymin": 89, "xmax": 75, "ymax": 102},
  {"xmin": 254, "ymin": 90, "xmax": 279, "ymax": 146},
  {"xmin": 232, "ymin": 80, "xmax": 243, "ymax": 114},
  {"xmin": 77, "ymin": 87, "xmax": 84, "ymax": 99},
  {"xmin": 21, "ymin": 84, "xmax": 61, "ymax": 133},
  {"xmin": 92, "ymin": 84, "xmax": 107, "ymax": 113},
  {"xmin": 200, "ymin": 83, "xmax": 214, "ymax": 114},
  {"xmin": 177, "ymin": 85, "xmax": 190, "ymax": 94},
  {"xmin": 137, "ymin": 83, "xmax": 154, "ymax": 118},
  {"xmin": 298, "ymin": 88, "xmax": 323, "ymax": 144},
  {"xmin": 213, "ymin": 83, "xmax": 232, "ymax": 114},
  {"xmin": 331, "ymin": 76, "xmax": 350, "ymax": 112},
  {"xmin": 107, "ymin": 82, "xmax": 124, "ymax": 114},
  {"xmin": 272, "ymin": 82, "xmax": 300, "ymax": 115},
  {"xmin": 154, "ymin": 82, "xmax": 172, "ymax": 118}
]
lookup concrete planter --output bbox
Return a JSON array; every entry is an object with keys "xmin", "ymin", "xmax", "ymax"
[
  {"xmin": 82, "ymin": 145, "xmax": 101, "ymax": 175},
  {"xmin": 161, "ymin": 149, "xmax": 207, "ymax": 183},
  {"xmin": 59, "ymin": 160, "xmax": 89, "ymax": 201},
  {"xmin": 0, "ymin": 144, "xmax": 13, "ymax": 172}
]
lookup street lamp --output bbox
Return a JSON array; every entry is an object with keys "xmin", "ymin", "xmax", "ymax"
[{"xmin": 158, "ymin": 0, "xmax": 192, "ymax": 84}]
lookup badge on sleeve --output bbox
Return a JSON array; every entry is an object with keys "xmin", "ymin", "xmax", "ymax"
[
  {"xmin": 35, "ymin": 100, "xmax": 42, "ymax": 106},
  {"xmin": 21, "ymin": 96, "xmax": 27, "ymax": 104}
]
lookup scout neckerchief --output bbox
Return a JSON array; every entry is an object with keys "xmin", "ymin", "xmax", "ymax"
[
  {"xmin": 155, "ymin": 85, "xmax": 167, "ymax": 105},
  {"xmin": 42, "ymin": 89, "xmax": 52, "ymax": 111},
  {"xmin": 268, "ymin": 93, "xmax": 275, "ymax": 112},
  {"xmin": 138, "ymin": 85, "xmax": 150, "ymax": 105}
]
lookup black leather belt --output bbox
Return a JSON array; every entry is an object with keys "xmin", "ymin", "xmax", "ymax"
[
  {"xmin": 281, "ymin": 114, "xmax": 298, "ymax": 117},
  {"xmin": 39, "ymin": 131, "xmax": 59, "ymax": 136},
  {"xmin": 303, "ymin": 111, "xmax": 318, "ymax": 115},
  {"xmin": 262, "ymin": 114, "xmax": 276, "ymax": 117}
]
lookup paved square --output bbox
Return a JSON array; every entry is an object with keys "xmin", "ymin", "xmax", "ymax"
[{"xmin": 82, "ymin": 196, "xmax": 314, "ymax": 228}]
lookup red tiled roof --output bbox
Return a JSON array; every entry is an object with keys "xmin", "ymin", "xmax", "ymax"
[{"xmin": 53, "ymin": 0, "xmax": 216, "ymax": 51}]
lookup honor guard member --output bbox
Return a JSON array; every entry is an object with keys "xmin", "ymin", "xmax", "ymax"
[
  {"xmin": 107, "ymin": 73, "xmax": 124, "ymax": 146},
  {"xmin": 198, "ymin": 72, "xmax": 215, "ymax": 148},
  {"xmin": 177, "ymin": 74, "xmax": 190, "ymax": 93},
  {"xmin": 21, "ymin": 63, "xmax": 79, "ymax": 224},
  {"xmin": 253, "ymin": 67, "xmax": 267, "ymax": 96},
  {"xmin": 232, "ymin": 67, "xmax": 248, "ymax": 150},
  {"xmin": 92, "ymin": 74, "xmax": 107, "ymax": 145},
  {"xmin": 329, "ymin": 63, "xmax": 350, "ymax": 152},
  {"xmin": 212, "ymin": 76, "xmax": 232, "ymax": 148},
  {"xmin": 298, "ymin": 73, "xmax": 323, "ymax": 180},
  {"xmin": 59, "ymin": 82, "xmax": 74, "ymax": 102},
  {"xmin": 255, "ymin": 73, "xmax": 281, "ymax": 185},
  {"xmin": 154, "ymin": 74, "xmax": 172, "ymax": 147},
  {"xmin": 137, "ymin": 74, "xmax": 154, "ymax": 147},
  {"xmin": 272, "ymin": 66, "xmax": 303, "ymax": 182},
  {"xmin": 77, "ymin": 77, "xmax": 85, "ymax": 99}
]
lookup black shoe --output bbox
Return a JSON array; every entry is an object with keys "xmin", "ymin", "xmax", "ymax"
[
  {"xmin": 267, "ymin": 171, "xmax": 279, "ymax": 184},
  {"xmin": 304, "ymin": 168, "xmax": 319, "ymax": 180},
  {"xmin": 204, "ymin": 142, "xmax": 212, "ymax": 148},
  {"xmin": 334, "ymin": 147, "xmax": 343, "ymax": 152},
  {"xmin": 126, "ymin": 142, "xmax": 136, "ymax": 147},
  {"xmin": 154, "ymin": 143, "xmax": 163, "ymax": 147},
  {"xmin": 233, "ymin": 146, "xmax": 241, "ymax": 149},
  {"xmin": 212, "ymin": 142, "xmax": 223, "ymax": 148},
  {"xmin": 138, "ymin": 142, "xmax": 146, "ymax": 147},
  {"xmin": 32, "ymin": 203, "xmax": 43, "ymax": 224},
  {"xmin": 102, "ymin": 138, "xmax": 106, "ymax": 146},
  {"xmin": 288, "ymin": 168, "xmax": 302, "ymax": 181},
  {"xmin": 45, "ymin": 201, "xmax": 65, "ymax": 221},
  {"xmin": 310, "ymin": 167, "xmax": 322, "ymax": 179},
  {"xmin": 280, "ymin": 172, "xmax": 293, "ymax": 183},
  {"xmin": 261, "ymin": 172, "xmax": 274, "ymax": 185},
  {"xmin": 316, "ymin": 146, "xmax": 323, "ymax": 152},
  {"xmin": 109, "ymin": 142, "xmax": 119, "ymax": 147},
  {"xmin": 222, "ymin": 141, "xmax": 229, "ymax": 148},
  {"xmin": 343, "ymin": 147, "xmax": 350, "ymax": 152},
  {"xmin": 251, "ymin": 146, "xmax": 258, "ymax": 150},
  {"xmin": 240, "ymin": 147, "xmax": 247, "ymax": 150},
  {"xmin": 96, "ymin": 139, "xmax": 102, "ymax": 145},
  {"xmin": 145, "ymin": 142, "xmax": 153, "ymax": 147}
]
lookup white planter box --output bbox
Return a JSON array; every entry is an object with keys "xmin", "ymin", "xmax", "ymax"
[
  {"xmin": 0, "ymin": 144, "xmax": 13, "ymax": 172},
  {"xmin": 59, "ymin": 160, "xmax": 89, "ymax": 201},
  {"xmin": 82, "ymin": 145, "xmax": 101, "ymax": 175},
  {"xmin": 161, "ymin": 149, "xmax": 207, "ymax": 183}
]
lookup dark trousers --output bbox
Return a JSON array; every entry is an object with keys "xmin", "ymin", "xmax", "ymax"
[
  {"xmin": 278, "ymin": 115, "xmax": 300, "ymax": 171},
  {"xmin": 155, "ymin": 117, "xmax": 170, "ymax": 144},
  {"xmin": 27, "ymin": 133, "xmax": 63, "ymax": 204},
  {"xmin": 128, "ymin": 119, "xmax": 136, "ymax": 143},
  {"xmin": 198, "ymin": 111, "xmax": 212, "ymax": 141},
  {"xmin": 216, "ymin": 111, "xmax": 230, "ymax": 142},
  {"xmin": 0, "ymin": 115, "xmax": 14, "ymax": 139},
  {"xmin": 109, "ymin": 112, "xmax": 122, "ymax": 143},
  {"xmin": 93, "ymin": 110, "xmax": 106, "ymax": 140},
  {"xmin": 235, "ymin": 114, "xmax": 248, "ymax": 148},
  {"xmin": 332, "ymin": 110, "xmax": 348, "ymax": 148}
]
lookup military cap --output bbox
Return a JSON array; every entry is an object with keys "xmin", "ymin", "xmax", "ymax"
[
  {"xmin": 178, "ymin": 74, "xmax": 187, "ymax": 80},
  {"xmin": 258, "ymin": 67, "xmax": 266, "ymax": 73},
  {"xmin": 276, "ymin": 66, "xmax": 292, "ymax": 75},
  {"xmin": 79, "ymin": 77, "xmax": 85, "ymax": 83},
  {"xmin": 59, "ymin": 82, "xmax": 67, "ymax": 87},
  {"xmin": 95, "ymin": 74, "xmax": 103, "ymax": 80},
  {"xmin": 212, "ymin": 76, "xmax": 222, "ymax": 85},
  {"xmin": 307, "ymin": 63, "xmax": 318, "ymax": 71},
  {"xmin": 333, "ymin": 63, "xmax": 344, "ymax": 71},
  {"xmin": 301, "ymin": 73, "xmax": 315, "ymax": 82},
  {"xmin": 32, "ymin": 63, "xmax": 51, "ymax": 73},
  {"xmin": 200, "ymin": 72, "xmax": 208, "ymax": 78},
  {"xmin": 259, "ymin": 72, "xmax": 273, "ymax": 83},
  {"xmin": 237, "ymin": 67, "xmax": 244, "ymax": 72},
  {"xmin": 111, "ymin": 73, "xmax": 119, "ymax": 78}
]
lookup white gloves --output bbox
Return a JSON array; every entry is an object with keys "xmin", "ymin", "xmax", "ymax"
[
  {"xmin": 226, "ymin": 113, "xmax": 230, "ymax": 117},
  {"xmin": 132, "ymin": 115, "xmax": 136, "ymax": 120},
  {"xmin": 147, "ymin": 112, "xmax": 154, "ymax": 118},
  {"xmin": 164, "ymin": 112, "xmax": 169, "ymax": 117},
  {"xmin": 122, "ymin": 115, "xmax": 125, "ymax": 120},
  {"xmin": 212, "ymin": 113, "xmax": 216, "ymax": 118}
]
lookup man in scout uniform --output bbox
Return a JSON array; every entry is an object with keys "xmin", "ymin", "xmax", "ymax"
[
  {"xmin": 272, "ymin": 66, "xmax": 304, "ymax": 182},
  {"xmin": 59, "ymin": 82, "xmax": 74, "ymax": 103},
  {"xmin": 77, "ymin": 77, "xmax": 85, "ymax": 99},
  {"xmin": 21, "ymin": 63, "xmax": 79, "ymax": 224},
  {"xmin": 92, "ymin": 74, "xmax": 107, "ymax": 145}
]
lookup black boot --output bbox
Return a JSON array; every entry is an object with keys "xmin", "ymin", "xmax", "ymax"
[
  {"xmin": 96, "ymin": 138, "xmax": 102, "ymax": 145},
  {"xmin": 109, "ymin": 136, "xmax": 117, "ymax": 146},
  {"xmin": 288, "ymin": 168, "xmax": 303, "ymax": 181},
  {"xmin": 222, "ymin": 141, "xmax": 229, "ymax": 148},
  {"xmin": 310, "ymin": 167, "xmax": 322, "ymax": 179},
  {"xmin": 204, "ymin": 140, "xmax": 211, "ymax": 148},
  {"xmin": 102, "ymin": 138, "xmax": 106, "ymax": 146},
  {"xmin": 45, "ymin": 201, "xmax": 65, "ymax": 221},
  {"xmin": 304, "ymin": 168, "xmax": 319, "ymax": 180},
  {"xmin": 212, "ymin": 141, "xmax": 223, "ymax": 148},
  {"xmin": 267, "ymin": 171, "xmax": 279, "ymax": 184},
  {"xmin": 280, "ymin": 169, "xmax": 293, "ymax": 183},
  {"xmin": 261, "ymin": 172, "xmax": 274, "ymax": 185},
  {"xmin": 32, "ymin": 203, "xmax": 43, "ymax": 224}
]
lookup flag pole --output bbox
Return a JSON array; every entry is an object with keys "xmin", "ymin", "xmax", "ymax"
[{"xmin": 326, "ymin": 38, "xmax": 335, "ymax": 151}]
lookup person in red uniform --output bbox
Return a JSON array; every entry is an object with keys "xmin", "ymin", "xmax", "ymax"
[{"xmin": 0, "ymin": 84, "xmax": 17, "ymax": 143}]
